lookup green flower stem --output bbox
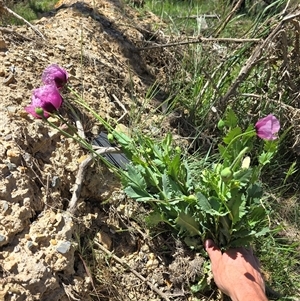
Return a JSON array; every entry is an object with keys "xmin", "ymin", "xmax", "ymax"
[
  {"xmin": 222, "ymin": 128, "xmax": 255, "ymax": 161},
  {"xmin": 230, "ymin": 146, "xmax": 250, "ymax": 171},
  {"xmin": 68, "ymin": 85, "xmax": 132, "ymax": 152},
  {"xmin": 45, "ymin": 115, "xmax": 91, "ymax": 151},
  {"xmin": 67, "ymin": 86, "xmax": 114, "ymax": 131}
]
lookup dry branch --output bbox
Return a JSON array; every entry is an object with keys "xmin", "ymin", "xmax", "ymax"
[
  {"xmin": 139, "ymin": 37, "xmax": 260, "ymax": 50},
  {"xmin": 0, "ymin": 1, "xmax": 45, "ymax": 40},
  {"xmin": 214, "ymin": 0, "xmax": 246, "ymax": 37},
  {"xmin": 175, "ymin": 14, "xmax": 219, "ymax": 19},
  {"xmin": 68, "ymin": 147, "xmax": 121, "ymax": 214}
]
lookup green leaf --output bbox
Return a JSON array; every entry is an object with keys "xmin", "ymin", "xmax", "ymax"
[
  {"xmin": 145, "ymin": 211, "xmax": 165, "ymax": 227},
  {"xmin": 124, "ymin": 186, "xmax": 153, "ymax": 201},
  {"xmin": 264, "ymin": 140, "xmax": 278, "ymax": 152},
  {"xmin": 258, "ymin": 151, "xmax": 274, "ymax": 166},
  {"xmin": 162, "ymin": 132, "xmax": 172, "ymax": 153},
  {"xmin": 175, "ymin": 211, "xmax": 201, "ymax": 236},
  {"xmin": 168, "ymin": 153, "xmax": 181, "ymax": 179},
  {"xmin": 162, "ymin": 172, "xmax": 180, "ymax": 199},
  {"xmin": 228, "ymin": 194, "xmax": 246, "ymax": 225},
  {"xmin": 122, "ymin": 164, "xmax": 154, "ymax": 201},
  {"xmin": 184, "ymin": 161, "xmax": 194, "ymax": 192},
  {"xmin": 247, "ymin": 183, "xmax": 263, "ymax": 199},
  {"xmin": 224, "ymin": 108, "xmax": 238, "ymax": 128},
  {"xmin": 223, "ymin": 127, "xmax": 242, "ymax": 144},
  {"xmin": 122, "ymin": 164, "xmax": 146, "ymax": 189},
  {"xmin": 255, "ymin": 227, "xmax": 269, "ymax": 237},
  {"xmin": 217, "ymin": 119, "xmax": 225, "ymax": 130},
  {"xmin": 144, "ymin": 166, "xmax": 160, "ymax": 187},
  {"xmin": 190, "ymin": 275, "xmax": 209, "ymax": 292},
  {"xmin": 196, "ymin": 192, "xmax": 226, "ymax": 216},
  {"xmin": 233, "ymin": 169, "xmax": 252, "ymax": 185},
  {"xmin": 218, "ymin": 144, "xmax": 226, "ymax": 158},
  {"xmin": 249, "ymin": 206, "xmax": 267, "ymax": 225}
]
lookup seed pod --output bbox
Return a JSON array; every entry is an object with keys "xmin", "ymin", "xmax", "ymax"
[
  {"xmin": 221, "ymin": 167, "xmax": 233, "ymax": 182},
  {"xmin": 217, "ymin": 119, "xmax": 225, "ymax": 130},
  {"xmin": 107, "ymin": 133, "xmax": 114, "ymax": 143}
]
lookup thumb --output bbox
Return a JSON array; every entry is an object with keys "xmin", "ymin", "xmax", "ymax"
[{"xmin": 204, "ymin": 239, "xmax": 222, "ymax": 264}]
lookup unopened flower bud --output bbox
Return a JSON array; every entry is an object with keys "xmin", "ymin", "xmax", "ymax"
[{"xmin": 35, "ymin": 107, "xmax": 44, "ymax": 117}]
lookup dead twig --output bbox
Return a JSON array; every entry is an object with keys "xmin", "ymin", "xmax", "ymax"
[
  {"xmin": 175, "ymin": 14, "xmax": 219, "ymax": 19},
  {"xmin": 78, "ymin": 253, "xmax": 101, "ymax": 301},
  {"xmin": 0, "ymin": 1, "xmax": 45, "ymax": 40},
  {"xmin": 214, "ymin": 0, "xmax": 245, "ymax": 38},
  {"xmin": 138, "ymin": 37, "xmax": 260, "ymax": 50},
  {"xmin": 68, "ymin": 147, "xmax": 121, "ymax": 214},
  {"xmin": 112, "ymin": 94, "xmax": 128, "ymax": 123},
  {"xmin": 94, "ymin": 241, "xmax": 171, "ymax": 301}
]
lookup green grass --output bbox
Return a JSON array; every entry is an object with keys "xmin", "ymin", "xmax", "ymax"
[{"xmin": 1, "ymin": 0, "xmax": 57, "ymax": 25}]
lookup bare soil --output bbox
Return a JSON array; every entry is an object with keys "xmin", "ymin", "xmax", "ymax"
[{"xmin": 0, "ymin": 1, "xmax": 207, "ymax": 300}]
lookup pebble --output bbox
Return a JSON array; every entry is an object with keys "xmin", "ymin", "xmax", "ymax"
[
  {"xmin": 0, "ymin": 201, "xmax": 9, "ymax": 214},
  {"xmin": 14, "ymin": 245, "xmax": 20, "ymax": 253},
  {"xmin": 56, "ymin": 241, "xmax": 71, "ymax": 254},
  {"xmin": 97, "ymin": 231, "xmax": 112, "ymax": 250},
  {"xmin": 55, "ymin": 45, "xmax": 66, "ymax": 51},
  {"xmin": 51, "ymin": 176, "xmax": 60, "ymax": 188},
  {"xmin": 25, "ymin": 56, "xmax": 34, "ymax": 62},
  {"xmin": 0, "ymin": 234, "xmax": 7, "ymax": 246},
  {"xmin": 27, "ymin": 241, "xmax": 36, "ymax": 250},
  {"xmin": 6, "ymin": 162, "xmax": 16, "ymax": 171},
  {"xmin": 6, "ymin": 105, "xmax": 17, "ymax": 113}
]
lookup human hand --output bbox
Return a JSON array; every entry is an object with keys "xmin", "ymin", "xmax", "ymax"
[{"xmin": 204, "ymin": 239, "xmax": 268, "ymax": 301}]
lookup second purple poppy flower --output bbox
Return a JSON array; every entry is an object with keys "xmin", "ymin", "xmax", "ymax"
[{"xmin": 42, "ymin": 64, "xmax": 68, "ymax": 89}]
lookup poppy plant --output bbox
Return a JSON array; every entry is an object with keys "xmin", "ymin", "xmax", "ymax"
[
  {"xmin": 42, "ymin": 64, "xmax": 68, "ymax": 89},
  {"xmin": 25, "ymin": 85, "xmax": 63, "ymax": 118},
  {"xmin": 255, "ymin": 114, "xmax": 280, "ymax": 140}
]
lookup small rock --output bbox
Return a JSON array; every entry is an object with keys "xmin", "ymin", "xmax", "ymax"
[
  {"xmin": 146, "ymin": 253, "xmax": 159, "ymax": 269},
  {"xmin": 13, "ymin": 245, "xmax": 20, "ymax": 253},
  {"xmin": 51, "ymin": 176, "xmax": 60, "ymax": 188},
  {"xmin": 25, "ymin": 56, "xmax": 34, "ymax": 62},
  {"xmin": 27, "ymin": 241, "xmax": 37, "ymax": 251},
  {"xmin": 5, "ymin": 106, "xmax": 17, "ymax": 113},
  {"xmin": 56, "ymin": 241, "xmax": 71, "ymax": 254},
  {"xmin": 50, "ymin": 239, "xmax": 57, "ymax": 245},
  {"xmin": 0, "ymin": 234, "xmax": 7, "ymax": 246},
  {"xmin": 9, "ymin": 84, "xmax": 17, "ymax": 89},
  {"xmin": 0, "ymin": 37, "xmax": 7, "ymax": 51},
  {"xmin": 55, "ymin": 44, "xmax": 66, "ymax": 51},
  {"xmin": 6, "ymin": 162, "xmax": 16, "ymax": 171},
  {"xmin": 0, "ymin": 201, "xmax": 9, "ymax": 214},
  {"xmin": 97, "ymin": 231, "xmax": 112, "ymax": 250}
]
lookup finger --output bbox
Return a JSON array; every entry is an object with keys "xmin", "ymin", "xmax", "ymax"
[{"xmin": 204, "ymin": 239, "xmax": 222, "ymax": 264}]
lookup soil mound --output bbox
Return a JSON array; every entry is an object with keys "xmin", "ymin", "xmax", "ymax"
[{"xmin": 0, "ymin": 1, "xmax": 198, "ymax": 300}]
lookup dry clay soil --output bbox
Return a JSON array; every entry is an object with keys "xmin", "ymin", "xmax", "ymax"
[{"xmin": 0, "ymin": 0, "xmax": 206, "ymax": 300}]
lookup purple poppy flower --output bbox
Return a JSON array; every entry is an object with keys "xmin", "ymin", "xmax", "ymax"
[
  {"xmin": 42, "ymin": 64, "xmax": 68, "ymax": 89},
  {"xmin": 255, "ymin": 114, "xmax": 280, "ymax": 140},
  {"xmin": 25, "ymin": 85, "xmax": 63, "ymax": 118}
]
